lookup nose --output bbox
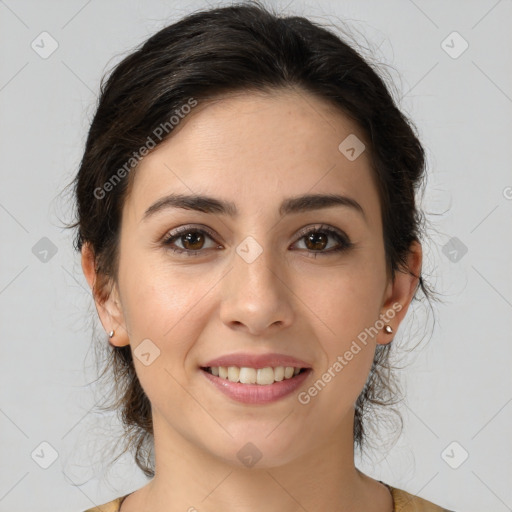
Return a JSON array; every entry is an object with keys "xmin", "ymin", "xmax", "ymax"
[{"xmin": 219, "ymin": 241, "xmax": 295, "ymax": 336}]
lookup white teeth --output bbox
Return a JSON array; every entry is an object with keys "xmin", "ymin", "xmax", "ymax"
[
  {"xmin": 239, "ymin": 367, "xmax": 256, "ymax": 384},
  {"xmin": 227, "ymin": 366, "xmax": 240, "ymax": 382},
  {"xmin": 274, "ymin": 366, "xmax": 285, "ymax": 381},
  {"xmin": 256, "ymin": 367, "xmax": 274, "ymax": 385},
  {"xmin": 206, "ymin": 365, "xmax": 305, "ymax": 385},
  {"xmin": 284, "ymin": 366, "xmax": 295, "ymax": 379}
]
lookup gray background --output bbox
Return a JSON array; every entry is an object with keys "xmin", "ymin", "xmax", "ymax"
[{"xmin": 1, "ymin": 1, "xmax": 511, "ymax": 511}]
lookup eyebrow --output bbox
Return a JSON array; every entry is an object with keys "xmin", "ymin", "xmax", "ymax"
[{"xmin": 142, "ymin": 192, "xmax": 366, "ymax": 222}]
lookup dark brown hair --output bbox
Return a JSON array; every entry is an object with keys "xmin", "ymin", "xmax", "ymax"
[{"xmin": 63, "ymin": 1, "xmax": 434, "ymax": 478}]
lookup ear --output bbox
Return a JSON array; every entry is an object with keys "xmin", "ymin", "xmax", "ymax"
[
  {"xmin": 81, "ymin": 242, "xmax": 130, "ymax": 347},
  {"xmin": 376, "ymin": 240, "xmax": 422, "ymax": 346}
]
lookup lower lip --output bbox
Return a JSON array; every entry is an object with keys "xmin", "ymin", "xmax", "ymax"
[{"xmin": 200, "ymin": 368, "xmax": 312, "ymax": 404}]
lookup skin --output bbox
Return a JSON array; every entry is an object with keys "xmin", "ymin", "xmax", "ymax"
[{"xmin": 82, "ymin": 88, "xmax": 422, "ymax": 512}]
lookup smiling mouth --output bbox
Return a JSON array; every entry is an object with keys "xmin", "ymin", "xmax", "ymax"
[{"xmin": 200, "ymin": 366, "xmax": 309, "ymax": 385}]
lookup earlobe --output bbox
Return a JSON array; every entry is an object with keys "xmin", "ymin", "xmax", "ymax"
[
  {"xmin": 377, "ymin": 240, "xmax": 422, "ymax": 346},
  {"xmin": 80, "ymin": 243, "xmax": 130, "ymax": 347}
]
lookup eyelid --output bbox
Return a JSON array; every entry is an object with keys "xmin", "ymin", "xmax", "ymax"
[
  {"xmin": 293, "ymin": 223, "xmax": 347, "ymax": 241},
  {"xmin": 291, "ymin": 224, "xmax": 353, "ymax": 253},
  {"xmin": 161, "ymin": 223, "xmax": 352, "ymax": 255},
  {"xmin": 162, "ymin": 224, "xmax": 219, "ymax": 242}
]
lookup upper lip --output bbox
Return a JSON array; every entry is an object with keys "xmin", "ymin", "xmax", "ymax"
[{"xmin": 201, "ymin": 353, "xmax": 312, "ymax": 369}]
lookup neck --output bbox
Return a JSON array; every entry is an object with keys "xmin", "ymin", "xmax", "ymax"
[{"xmin": 130, "ymin": 408, "xmax": 389, "ymax": 512}]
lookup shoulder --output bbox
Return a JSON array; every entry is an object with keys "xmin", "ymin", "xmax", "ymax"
[
  {"xmin": 387, "ymin": 484, "xmax": 455, "ymax": 511},
  {"xmin": 79, "ymin": 487, "xmax": 457, "ymax": 512},
  {"xmin": 81, "ymin": 494, "xmax": 129, "ymax": 512}
]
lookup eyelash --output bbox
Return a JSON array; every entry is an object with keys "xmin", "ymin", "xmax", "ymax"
[{"xmin": 161, "ymin": 224, "xmax": 353, "ymax": 258}]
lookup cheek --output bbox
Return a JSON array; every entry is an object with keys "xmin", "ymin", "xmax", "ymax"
[
  {"xmin": 118, "ymin": 251, "xmax": 225, "ymax": 378},
  {"xmin": 118, "ymin": 260, "xmax": 213, "ymax": 411},
  {"xmin": 306, "ymin": 260, "xmax": 385, "ymax": 338},
  {"xmin": 302, "ymin": 258, "xmax": 385, "ymax": 394},
  {"xmin": 119, "ymin": 241, "xmax": 209, "ymax": 335}
]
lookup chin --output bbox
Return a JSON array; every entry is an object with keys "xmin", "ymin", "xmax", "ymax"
[{"xmin": 205, "ymin": 431, "xmax": 303, "ymax": 470}]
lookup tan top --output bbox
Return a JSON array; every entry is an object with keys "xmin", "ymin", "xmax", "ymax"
[{"xmin": 82, "ymin": 482, "xmax": 454, "ymax": 511}]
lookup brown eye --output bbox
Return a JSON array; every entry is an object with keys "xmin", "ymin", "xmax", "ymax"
[
  {"xmin": 304, "ymin": 232, "xmax": 329, "ymax": 251},
  {"xmin": 162, "ymin": 226, "xmax": 220, "ymax": 256},
  {"xmin": 162, "ymin": 224, "xmax": 352, "ymax": 258},
  {"xmin": 293, "ymin": 225, "xmax": 353, "ymax": 256},
  {"xmin": 181, "ymin": 231, "xmax": 206, "ymax": 250}
]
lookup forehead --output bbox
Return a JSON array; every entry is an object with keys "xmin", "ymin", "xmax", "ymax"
[{"xmin": 124, "ymin": 89, "xmax": 380, "ymax": 226}]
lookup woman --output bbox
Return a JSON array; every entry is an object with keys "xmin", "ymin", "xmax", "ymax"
[{"xmin": 69, "ymin": 2, "xmax": 454, "ymax": 511}]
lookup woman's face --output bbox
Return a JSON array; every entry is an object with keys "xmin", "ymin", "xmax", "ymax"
[{"xmin": 84, "ymin": 89, "xmax": 420, "ymax": 468}]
